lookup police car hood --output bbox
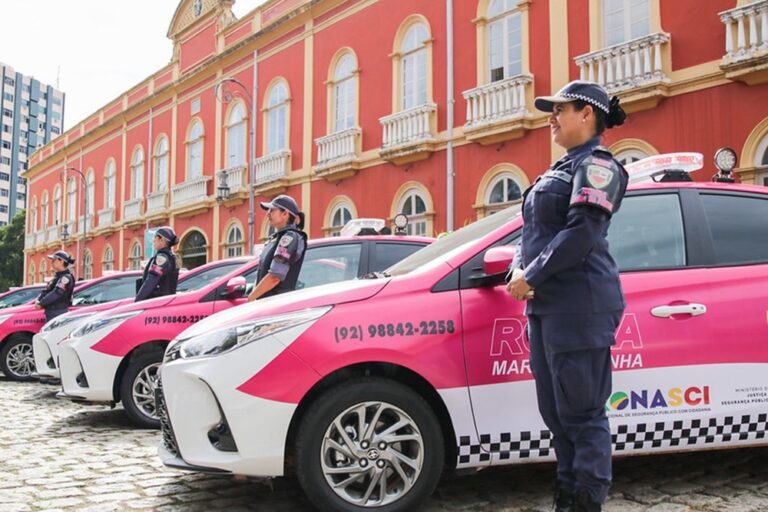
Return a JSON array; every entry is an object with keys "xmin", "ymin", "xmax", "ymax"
[{"xmin": 176, "ymin": 278, "xmax": 389, "ymax": 341}]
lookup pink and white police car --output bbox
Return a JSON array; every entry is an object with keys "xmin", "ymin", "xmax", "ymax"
[
  {"xmin": 32, "ymin": 257, "xmax": 251, "ymax": 383},
  {"xmin": 158, "ymin": 156, "xmax": 768, "ymax": 511},
  {"xmin": 0, "ymin": 272, "xmax": 140, "ymax": 381},
  {"xmin": 57, "ymin": 234, "xmax": 431, "ymax": 428}
]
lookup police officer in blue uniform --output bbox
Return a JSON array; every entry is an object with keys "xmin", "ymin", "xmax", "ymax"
[
  {"xmin": 135, "ymin": 226, "xmax": 180, "ymax": 302},
  {"xmin": 35, "ymin": 250, "xmax": 76, "ymax": 321},
  {"xmin": 248, "ymin": 194, "xmax": 307, "ymax": 301},
  {"xmin": 506, "ymin": 81, "xmax": 628, "ymax": 512}
]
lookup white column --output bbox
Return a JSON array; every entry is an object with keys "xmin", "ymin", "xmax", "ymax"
[
  {"xmin": 724, "ymin": 18, "xmax": 734, "ymax": 55},
  {"xmin": 737, "ymin": 14, "xmax": 746, "ymax": 51},
  {"xmin": 749, "ymin": 9, "xmax": 758, "ymax": 48}
]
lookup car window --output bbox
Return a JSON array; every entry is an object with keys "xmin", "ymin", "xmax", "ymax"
[
  {"xmin": 0, "ymin": 288, "xmax": 42, "ymax": 308},
  {"xmin": 73, "ymin": 276, "xmax": 138, "ymax": 305},
  {"xmin": 176, "ymin": 261, "xmax": 246, "ymax": 292},
  {"xmin": 373, "ymin": 243, "xmax": 425, "ymax": 273},
  {"xmin": 607, "ymin": 194, "xmax": 686, "ymax": 271},
  {"xmin": 700, "ymin": 193, "xmax": 768, "ymax": 265},
  {"xmin": 297, "ymin": 243, "xmax": 362, "ymax": 289}
]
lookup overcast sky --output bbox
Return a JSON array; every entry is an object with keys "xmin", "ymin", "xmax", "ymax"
[{"xmin": 1, "ymin": 0, "xmax": 266, "ymax": 131}]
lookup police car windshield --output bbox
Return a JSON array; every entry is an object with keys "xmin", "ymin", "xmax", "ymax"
[
  {"xmin": 387, "ymin": 204, "xmax": 522, "ymax": 276},
  {"xmin": 0, "ymin": 287, "xmax": 42, "ymax": 308},
  {"xmin": 176, "ymin": 260, "xmax": 247, "ymax": 292}
]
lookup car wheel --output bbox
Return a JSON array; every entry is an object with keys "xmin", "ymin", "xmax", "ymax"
[
  {"xmin": 296, "ymin": 378, "xmax": 444, "ymax": 512},
  {"xmin": 0, "ymin": 335, "xmax": 36, "ymax": 381},
  {"xmin": 119, "ymin": 350, "xmax": 163, "ymax": 429}
]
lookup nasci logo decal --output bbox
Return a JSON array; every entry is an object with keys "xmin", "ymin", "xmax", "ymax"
[{"xmin": 609, "ymin": 386, "xmax": 710, "ymax": 411}]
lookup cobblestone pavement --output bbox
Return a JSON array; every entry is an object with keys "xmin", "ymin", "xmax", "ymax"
[{"xmin": 2, "ymin": 377, "xmax": 768, "ymax": 512}]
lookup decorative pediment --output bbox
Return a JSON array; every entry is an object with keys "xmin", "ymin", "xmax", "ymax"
[{"xmin": 168, "ymin": 0, "xmax": 226, "ymax": 40}]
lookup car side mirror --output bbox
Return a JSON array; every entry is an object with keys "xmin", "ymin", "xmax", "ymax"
[
  {"xmin": 225, "ymin": 276, "xmax": 247, "ymax": 298},
  {"xmin": 471, "ymin": 245, "xmax": 517, "ymax": 287}
]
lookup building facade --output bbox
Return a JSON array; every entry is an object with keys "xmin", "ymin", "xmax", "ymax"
[
  {"xmin": 22, "ymin": 0, "xmax": 768, "ymax": 283},
  {"xmin": 1, "ymin": 62, "xmax": 65, "ymax": 226}
]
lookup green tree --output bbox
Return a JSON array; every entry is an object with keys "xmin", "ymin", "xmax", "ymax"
[{"xmin": 0, "ymin": 211, "xmax": 25, "ymax": 290}]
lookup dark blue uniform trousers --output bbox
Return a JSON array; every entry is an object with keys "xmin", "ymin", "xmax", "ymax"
[{"xmin": 528, "ymin": 314, "xmax": 613, "ymax": 503}]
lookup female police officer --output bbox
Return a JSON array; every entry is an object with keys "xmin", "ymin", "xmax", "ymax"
[
  {"xmin": 248, "ymin": 194, "xmax": 307, "ymax": 301},
  {"xmin": 35, "ymin": 250, "xmax": 76, "ymax": 321},
  {"xmin": 135, "ymin": 226, "xmax": 180, "ymax": 302},
  {"xmin": 506, "ymin": 81, "xmax": 627, "ymax": 512}
]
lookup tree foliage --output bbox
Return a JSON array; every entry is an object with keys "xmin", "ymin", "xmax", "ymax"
[{"xmin": 0, "ymin": 211, "xmax": 25, "ymax": 290}]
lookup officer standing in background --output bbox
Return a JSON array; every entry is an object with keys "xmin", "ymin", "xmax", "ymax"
[
  {"xmin": 135, "ymin": 226, "xmax": 180, "ymax": 302},
  {"xmin": 35, "ymin": 250, "xmax": 76, "ymax": 321},
  {"xmin": 506, "ymin": 81, "xmax": 628, "ymax": 512},
  {"xmin": 248, "ymin": 194, "xmax": 307, "ymax": 301}
]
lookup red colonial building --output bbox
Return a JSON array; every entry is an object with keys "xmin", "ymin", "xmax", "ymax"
[{"xmin": 22, "ymin": 0, "xmax": 768, "ymax": 282}]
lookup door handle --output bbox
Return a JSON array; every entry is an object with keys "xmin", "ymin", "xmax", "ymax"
[{"xmin": 650, "ymin": 303, "xmax": 707, "ymax": 318}]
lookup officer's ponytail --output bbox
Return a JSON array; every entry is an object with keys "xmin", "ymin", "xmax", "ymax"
[
  {"xmin": 292, "ymin": 211, "xmax": 306, "ymax": 231},
  {"xmin": 606, "ymin": 96, "xmax": 627, "ymax": 129}
]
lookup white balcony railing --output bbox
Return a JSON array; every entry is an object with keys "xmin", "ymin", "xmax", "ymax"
[
  {"xmin": 98, "ymin": 208, "xmax": 115, "ymax": 228},
  {"xmin": 254, "ymin": 151, "xmax": 291, "ymax": 185},
  {"xmin": 380, "ymin": 104, "xmax": 437, "ymax": 149},
  {"xmin": 77, "ymin": 214, "xmax": 93, "ymax": 234},
  {"xmin": 575, "ymin": 33, "xmax": 670, "ymax": 93},
  {"xmin": 315, "ymin": 128, "xmax": 361, "ymax": 166},
  {"xmin": 46, "ymin": 226, "xmax": 58, "ymax": 243},
  {"xmin": 216, "ymin": 165, "xmax": 247, "ymax": 194},
  {"xmin": 720, "ymin": 1, "xmax": 768, "ymax": 64},
  {"xmin": 146, "ymin": 191, "xmax": 168, "ymax": 214},
  {"xmin": 463, "ymin": 75, "xmax": 532, "ymax": 128},
  {"xmin": 35, "ymin": 230, "xmax": 46, "ymax": 246},
  {"xmin": 25, "ymin": 233, "xmax": 34, "ymax": 249},
  {"xmin": 123, "ymin": 198, "xmax": 143, "ymax": 221},
  {"xmin": 171, "ymin": 176, "xmax": 211, "ymax": 207}
]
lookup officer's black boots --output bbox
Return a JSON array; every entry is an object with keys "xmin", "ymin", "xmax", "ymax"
[
  {"xmin": 553, "ymin": 487, "xmax": 575, "ymax": 512},
  {"xmin": 574, "ymin": 489, "xmax": 601, "ymax": 512}
]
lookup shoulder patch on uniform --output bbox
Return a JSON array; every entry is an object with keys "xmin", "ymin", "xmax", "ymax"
[
  {"xmin": 279, "ymin": 234, "xmax": 294, "ymax": 247},
  {"xmin": 56, "ymin": 276, "xmax": 70, "ymax": 290},
  {"xmin": 590, "ymin": 157, "xmax": 613, "ymax": 168},
  {"xmin": 156, "ymin": 253, "xmax": 168, "ymax": 265},
  {"xmin": 586, "ymin": 165, "xmax": 614, "ymax": 189}
]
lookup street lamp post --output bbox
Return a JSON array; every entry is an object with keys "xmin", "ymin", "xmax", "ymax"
[
  {"xmin": 214, "ymin": 72, "xmax": 257, "ymax": 255},
  {"xmin": 65, "ymin": 167, "xmax": 87, "ymax": 278}
]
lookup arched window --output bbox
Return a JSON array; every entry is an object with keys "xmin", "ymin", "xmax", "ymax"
[
  {"xmin": 39, "ymin": 260, "xmax": 47, "ymax": 282},
  {"xmin": 85, "ymin": 169, "xmax": 95, "ymax": 218},
  {"xmin": 129, "ymin": 242, "xmax": 142, "ymax": 270},
  {"xmin": 103, "ymin": 246, "xmax": 114, "ymax": 272},
  {"xmin": 154, "ymin": 136, "xmax": 169, "ymax": 192},
  {"xmin": 105, "ymin": 160, "xmax": 116, "ymax": 210},
  {"xmin": 41, "ymin": 192, "xmax": 49, "ymax": 231},
  {"xmin": 755, "ymin": 133, "xmax": 768, "ymax": 187},
  {"xmin": 187, "ymin": 120, "xmax": 204, "ymax": 180},
  {"xmin": 181, "ymin": 230, "xmax": 207, "ymax": 269},
  {"xmin": 266, "ymin": 82, "xmax": 289, "ymax": 154},
  {"xmin": 400, "ymin": 23, "xmax": 429, "ymax": 110},
  {"xmin": 615, "ymin": 149, "xmax": 649, "ymax": 166},
  {"xmin": 399, "ymin": 189, "xmax": 429, "ymax": 236},
  {"xmin": 224, "ymin": 224, "xmax": 244, "ymax": 258},
  {"xmin": 130, "ymin": 146, "xmax": 144, "ymax": 199},
  {"xmin": 30, "ymin": 197, "xmax": 38, "ymax": 233},
  {"xmin": 487, "ymin": 0, "xmax": 523, "ymax": 82},
  {"xmin": 603, "ymin": 0, "xmax": 650, "ymax": 47},
  {"xmin": 329, "ymin": 204, "xmax": 353, "ymax": 237},
  {"xmin": 262, "ymin": 221, "xmax": 277, "ymax": 241},
  {"xmin": 226, "ymin": 103, "xmax": 247, "ymax": 168},
  {"xmin": 83, "ymin": 250, "xmax": 93, "ymax": 280},
  {"xmin": 53, "ymin": 186, "xmax": 61, "ymax": 226},
  {"xmin": 28, "ymin": 262, "xmax": 35, "ymax": 285},
  {"xmin": 67, "ymin": 178, "xmax": 77, "ymax": 224},
  {"xmin": 332, "ymin": 53, "xmax": 357, "ymax": 132},
  {"xmin": 486, "ymin": 173, "xmax": 523, "ymax": 214}
]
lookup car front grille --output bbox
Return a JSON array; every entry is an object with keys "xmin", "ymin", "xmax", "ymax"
[{"xmin": 155, "ymin": 377, "xmax": 180, "ymax": 457}]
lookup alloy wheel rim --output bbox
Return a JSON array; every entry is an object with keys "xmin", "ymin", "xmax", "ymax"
[
  {"xmin": 321, "ymin": 401, "xmax": 424, "ymax": 507},
  {"xmin": 132, "ymin": 362, "xmax": 160, "ymax": 420},
  {"xmin": 7, "ymin": 342, "xmax": 35, "ymax": 378}
]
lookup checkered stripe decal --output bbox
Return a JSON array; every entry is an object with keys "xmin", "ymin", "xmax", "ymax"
[{"xmin": 456, "ymin": 414, "xmax": 768, "ymax": 466}]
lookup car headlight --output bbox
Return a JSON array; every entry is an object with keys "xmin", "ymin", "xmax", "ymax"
[
  {"xmin": 0, "ymin": 314, "xmax": 11, "ymax": 325},
  {"xmin": 71, "ymin": 310, "xmax": 143, "ymax": 338},
  {"xmin": 172, "ymin": 306, "xmax": 331, "ymax": 361},
  {"xmin": 41, "ymin": 312, "xmax": 95, "ymax": 333}
]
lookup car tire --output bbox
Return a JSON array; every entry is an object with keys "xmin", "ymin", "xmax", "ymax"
[
  {"xmin": 296, "ymin": 378, "xmax": 444, "ymax": 512},
  {"xmin": 0, "ymin": 334, "xmax": 36, "ymax": 381},
  {"xmin": 119, "ymin": 350, "xmax": 163, "ymax": 429}
]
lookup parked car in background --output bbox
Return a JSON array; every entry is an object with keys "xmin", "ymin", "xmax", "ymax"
[
  {"xmin": 0, "ymin": 285, "xmax": 46, "ymax": 309},
  {"xmin": 58, "ymin": 234, "xmax": 433, "ymax": 428},
  {"xmin": 157, "ymin": 156, "xmax": 768, "ymax": 512}
]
